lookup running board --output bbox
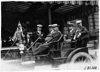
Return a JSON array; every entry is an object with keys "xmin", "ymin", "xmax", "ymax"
[
  {"xmin": 53, "ymin": 57, "xmax": 67, "ymax": 60},
  {"xmin": 35, "ymin": 54, "xmax": 48, "ymax": 57}
]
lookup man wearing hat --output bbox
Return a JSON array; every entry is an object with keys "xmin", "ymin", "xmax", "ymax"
[
  {"xmin": 31, "ymin": 24, "xmax": 44, "ymax": 43},
  {"xmin": 67, "ymin": 21, "xmax": 74, "ymax": 39},
  {"xmin": 45, "ymin": 24, "xmax": 54, "ymax": 42},
  {"xmin": 65, "ymin": 21, "xmax": 77, "ymax": 41},
  {"xmin": 76, "ymin": 20, "xmax": 88, "ymax": 34},
  {"xmin": 73, "ymin": 20, "xmax": 88, "ymax": 40},
  {"xmin": 32, "ymin": 24, "xmax": 62, "ymax": 55},
  {"xmin": 75, "ymin": 20, "xmax": 89, "ymax": 47},
  {"xmin": 48, "ymin": 24, "xmax": 54, "ymax": 33}
]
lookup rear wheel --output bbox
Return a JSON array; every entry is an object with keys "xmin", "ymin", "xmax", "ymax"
[{"xmin": 71, "ymin": 52, "xmax": 93, "ymax": 63}]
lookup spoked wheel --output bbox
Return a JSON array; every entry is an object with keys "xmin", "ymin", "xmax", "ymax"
[{"xmin": 71, "ymin": 52, "xmax": 93, "ymax": 63}]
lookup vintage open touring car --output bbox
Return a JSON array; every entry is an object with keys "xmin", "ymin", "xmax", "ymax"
[{"xmin": 1, "ymin": 29, "xmax": 99, "ymax": 66}]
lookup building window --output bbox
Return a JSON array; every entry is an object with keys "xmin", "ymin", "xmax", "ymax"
[{"xmin": 88, "ymin": 12, "xmax": 99, "ymax": 31}]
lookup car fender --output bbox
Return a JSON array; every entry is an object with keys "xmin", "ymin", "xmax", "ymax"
[{"xmin": 67, "ymin": 47, "xmax": 88, "ymax": 62}]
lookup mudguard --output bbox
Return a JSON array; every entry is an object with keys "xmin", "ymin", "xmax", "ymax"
[{"xmin": 66, "ymin": 47, "xmax": 88, "ymax": 62}]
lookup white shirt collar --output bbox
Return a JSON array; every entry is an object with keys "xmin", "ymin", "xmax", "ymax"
[{"xmin": 38, "ymin": 30, "xmax": 41, "ymax": 34}]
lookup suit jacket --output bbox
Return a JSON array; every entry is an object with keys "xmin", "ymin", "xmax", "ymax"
[
  {"xmin": 67, "ymin": 28, "xmax": 76, "ymax": 39},
  {"xmin": 45, "ymin": 30, "xmax": 62, "ymax": 43},
  {"xmin": 72, "ymin": 26, "xmax": 88, "ymax": 41},
  {"xmin": 80, "ymin": 26, "xmax": 88, "ymax": 33},
  {"xmin": 31, "ymin": 31, "xmax": 44, "ymax": 43}
]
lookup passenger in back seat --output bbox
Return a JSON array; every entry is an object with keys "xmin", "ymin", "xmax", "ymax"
[{"xmin": 32, "ymin": 24, "xmax": 62, "ymax": 55}]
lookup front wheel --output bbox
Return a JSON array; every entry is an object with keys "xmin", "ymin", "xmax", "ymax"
[{"xmin": 70, "ymin": 52, "xmax": 93, "ymax": 63}]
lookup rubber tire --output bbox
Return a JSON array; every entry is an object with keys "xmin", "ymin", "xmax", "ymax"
[{"xmin": 70, "ymin": 52, "xmax": 93, "ymax": 63}]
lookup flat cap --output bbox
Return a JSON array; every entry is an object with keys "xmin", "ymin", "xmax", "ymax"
[
  {"xmin": 37, "ymin": 24, "xmax": 42, "ymax": 27},
  {"xmin": 76, "ymin": 20, "xmax": 82, "ymax": 24},
  {"xmin": 52, "ymin": 24, "xmax": 59, "ymax": 27},
  {"xmin": 48, "ymin": 24, "xmax": 53, "ymax": 27},
  {"xmin": 67, "ymin": 21, "xmax": 73, "ymax": 25}
]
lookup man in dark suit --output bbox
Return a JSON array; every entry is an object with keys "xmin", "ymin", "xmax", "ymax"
[
  {"xmin": 64, "ymin": 21, "xmax": 76, "ymax": 42},
  {"xmin": 71, "ymin": 20, "xmax": 88, "ymax": 40},
  {"xmin": 75, "ymin": 20, "xmax": 89, "ymax": 47},
  {"xmin": 32, "ymin": 24, "xmax": 62, "ymax": 55},
  {"xmin": 25, "ymin": 32, "xmax": 33, "ymax": 47},
  {"xmin": 31, "ymin": 24, "xmax": 44, "ymax": 43}
]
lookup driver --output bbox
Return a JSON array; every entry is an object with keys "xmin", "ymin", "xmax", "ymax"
[{"xmin": 32, "ymin": 24, "xmax": 62, "ymax": 55}]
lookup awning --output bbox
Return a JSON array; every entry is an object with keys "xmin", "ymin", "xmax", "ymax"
[{"xmin": 54, "ymin": 4, "xmax": 80, "ymax": 14}]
